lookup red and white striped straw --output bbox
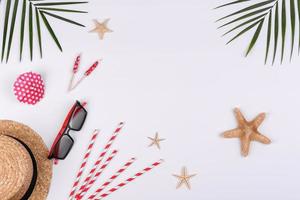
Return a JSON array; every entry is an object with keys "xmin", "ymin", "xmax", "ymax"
[
  {"xmin": 71, "ymin": 60, "xmax": 100, "ymax": 90},
  {"xmin": 68, "ymin": 129, "xmax": 100, "ymax": 200},
  {"xmin": 92, "ymin": 159, "xmax": 164, "ymax": 200},
  {"xmin": 73, "ymin": 54, "xmax": 81, "ymax": 73},
  {"xmin": 69, "ymin": 54, "xmax": 81, "ymax": 91},
  {"xmin": 88, "ymin": 157, "xmax": 136, "ymax": 199},
  {"xmin": 85, "ymin": 60, "xmax": 99, "ymax": 76},
  {"xmin": 75, "ymin": 122, "xmax": 125, "ymax": 197},
  {"xmin": 76, "ymin": 150, "xmax": 118, "ymax": 199}
]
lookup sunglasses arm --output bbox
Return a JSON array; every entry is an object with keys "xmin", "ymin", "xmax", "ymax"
[{"xmin": 48, "ymin": 104, "xmax": 77, "ymax": 158}]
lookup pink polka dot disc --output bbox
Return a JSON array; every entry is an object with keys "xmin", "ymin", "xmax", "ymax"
[{"xmin": 13, "ymin": 72, "xmax": 45, "ymax": 105}]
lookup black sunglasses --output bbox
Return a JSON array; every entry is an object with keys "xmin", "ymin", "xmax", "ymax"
[{"xmin": 48, "ymin": 101, "xmax": 87, "ymax": 160}]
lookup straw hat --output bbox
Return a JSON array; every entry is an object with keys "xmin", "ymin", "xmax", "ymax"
[{"xmin": 0, "ymin": 120, "xmax": 52, "ymax": 200}]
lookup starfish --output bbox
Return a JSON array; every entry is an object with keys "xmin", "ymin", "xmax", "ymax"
[
  {"xmin": 148, "ymin": 132, "xmax": 165, "ymax": 150},
  {"xmin": 89, "ymin": 19, "xmax": 113, "ymax": 40},
  {"xmin": 223, "ymin": 108, "xmax": 271, "ymax": 157},
  {"xmin": 173, "ymin": 167, "xmax": 196, "ymax": 190}
]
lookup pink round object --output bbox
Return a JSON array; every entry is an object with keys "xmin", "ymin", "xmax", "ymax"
[{"xmin": 13, "ymin": 72, "xmax": 45, "ymax": 105}]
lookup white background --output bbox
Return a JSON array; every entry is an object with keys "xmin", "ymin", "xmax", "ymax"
[{"xmin": 0, "ymin": 0, "xmax": 300, "ymax": 199}]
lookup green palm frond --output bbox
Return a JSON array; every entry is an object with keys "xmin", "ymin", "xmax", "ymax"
[
  {"xmin": 1, "ymin": 0, "xmax": 88, "ymax": 62},
  {"xmin": 215, "ymin": 0, "xmax": 300, "ymax": 65}
]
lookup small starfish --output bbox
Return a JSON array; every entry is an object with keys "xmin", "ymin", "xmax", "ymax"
[
  {"xmin": 173, "ymin": 167, "xmax": 196, "ymax": 190},
  {"xmin": 223, "ymin": 108, "xmax": 271, "ymax": 157},
  {"xmin": 90, "ymin": 19, "xmax": 113, "ymax": 40},
  {"xmin": 148, "ymin": 132, "xmax": 165, "ymax": 150}
]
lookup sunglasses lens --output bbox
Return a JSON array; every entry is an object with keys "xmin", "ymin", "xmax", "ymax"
[
  {"xmin": 54, "ymin": 134, "xmax": 74, "ymax": 159},
  {"xmin": 70, "ymin": 105, "xmax": 87, "ymax": 131}
]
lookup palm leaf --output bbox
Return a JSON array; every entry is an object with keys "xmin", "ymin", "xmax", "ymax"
[
  {"xmin": 37, "ymin": 7, "xmax": 87, "ymax": 13},
  {"xmin": 227, "ymin": 20, "xmax": 262, "ymax": 44},
  {"xmin": 290, "ymin": 0, "xmax": 296, "ymax": 60},
  {"xmin": 34, "ymin": 1, "xmax": 88, "ymax": 6},
  {"xmin": 215, "ymin": 0, "xmax": 250, "ymax": 9},
  {"xmin": 216, "ymin": 0, "xmax": 300, "ymax": 64},
  {"xmin": 218, "ymin": 6, "xmax": 272, "ymax": 29},
  {"xmin": 298, "ymin": 0, "xmax": 300, "ymax": 53},
  {"xmin": 246, "ymin": 19, "xmax": 264, "ymax": 56},
  {"xmin": 0, "ymin": 0, "xmax": 87, "ymax": 62},
  {"xmin": 40, "ymin": 12, "xmax": 62, "ymax": 51},
  {"xmin": 36, "ymin": 8, "xmax": 42, "ymax": 58},
  {"xmin": 20, "ymin": 0, "xmax": 27, "ymax": 61},
  {"xmin": 265, "ymin": 10, "xmax": 272, "ymax": 64},
  {"xmin": 41, "ymin": 11, "xmax": 85, "ymax": 27},
  {"xmin": 2, "ymin": 0, "xmax": 12, "ymax": 61},
  {"xmin": 217, "ymin": 0, "xmax": 275, "ymax": 22},
  {"xmin": 6, "ymin": 0, "xmax": 19, "ymax": 62},
  {"xmin": 281, "ymin": 0, "xmax": 286, "ymax": 63},
  {"xmin": 272, "ymin": 2, "xmax": 279, "ymax": 64},
  {"xmin": 29, "ymin": 3, "xmax": 33, "ymax": 60},
  {"xmin": 223, "ymin": 13, "xmax": 266, "ymax": 36}
]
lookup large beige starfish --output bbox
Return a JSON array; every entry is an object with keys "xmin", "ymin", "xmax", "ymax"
[
  {"xmin": 223, "ymin": 108, "xmax": 271, "ymax": 157},
  {"xmin": 173, "ymin": 167, "xmax": 196, "ymax": 190},
  {"xmin": 148, "ymin": 132, "xmax": 165, "ymax": 150},
  {"xmin": 89, "ymin": 19, "xmax": 113, "ymax": 40}
]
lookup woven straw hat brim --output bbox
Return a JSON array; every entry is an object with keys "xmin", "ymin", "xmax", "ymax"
[
  {"xmin": 0, "ymin": 135, "xmax": 33, "ymax": 200},
  {"xmin": 0, "ymin": 120, "xmax": 52, "ymax": 200}
]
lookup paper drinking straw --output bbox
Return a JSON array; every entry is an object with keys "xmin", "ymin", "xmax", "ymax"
[
  {"xmin": 85, "ymin": 60, "xmax": 99, "ymax": 76},
  {"xmin": 68, "ymin": 129, "xmax": 100, "ymax": 200},
  {"xmin": 87, "ymin": 158, "xmax": 136, "ymax": 199},
  {"xmin": 69, "ymin": 54, "xmax": 81, "ymax": 91},
  {"xmin": 71, "ymin": 60, "xmax": 100, "ymax": 90},
  {"xmin": 92, "ymin": 159, "xmax": 164, "ymax": 200},
  {"xmin": 76, "ymin": 150, "xmax": 118, "ymax": 199},
  {"xmin": 75, "ymin": 122, "xmax": 125, "ymax": 196}
]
